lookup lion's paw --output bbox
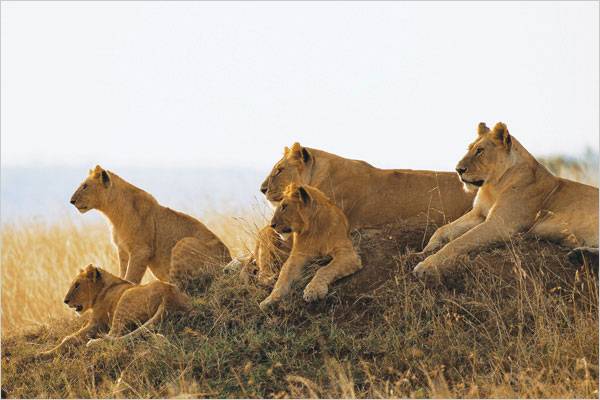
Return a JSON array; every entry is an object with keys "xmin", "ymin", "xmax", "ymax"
[
  {"xmin": 303, "ymin": 281, "xmax": 328, "ymax": 302},
  {"xmin": 259, "ymin": 295, "xmax": 278, "ymax": 311},
  {"xmin": 413, "ymin": 260, "xmax": 437, "ymax": 279},
  {"xmin": 257, "ymin": 273, "xmax": 276, "ymax": 287}
]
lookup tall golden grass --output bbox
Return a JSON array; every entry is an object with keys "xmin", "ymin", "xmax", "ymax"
[
  {"xmin": 0, "ymin": 158, "xmax": 597, "ymax": 398},
  {"xmin": 0, "ymin": 210, "xmax": 266, "ymax": 336}
]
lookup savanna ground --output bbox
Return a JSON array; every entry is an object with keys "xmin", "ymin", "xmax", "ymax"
[{"xmin": 1, "ymin": 157, "xmax": 598, "ymax": 398}]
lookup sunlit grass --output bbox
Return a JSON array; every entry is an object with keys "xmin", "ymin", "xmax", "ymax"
[
  {"xmin": 1, "ymin": 156, "xmax": 597, "ymax": 397},
  {"xmin": 1, "ymin": 207, "xmax": 268, "ymax": 336}
]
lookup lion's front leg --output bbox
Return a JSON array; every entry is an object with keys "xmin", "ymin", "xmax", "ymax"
[
  {"xmin": 303, "ymin": 246, "xmax": 362, "ymax": 302},
  {"xmin": 39, "ymin": 322, "xmax": 98, "ymax": 357},
  {"xmin": 422, "ymin": 210, "xmax": 483, "ymax": 253},
  {"xmin": 124, "ymin": 246, "xmax": 152, "ymax": 284},
  {"xmin": 414, "ymin": 218, "xmax": 519, "ymax": 278},
  {"xmin": 259, "ymin": 253, "xmax": 308, "ymax": 310},
  {"xmin": 117, "ymin": 246, "xmax": 130, "ymax": 278}
]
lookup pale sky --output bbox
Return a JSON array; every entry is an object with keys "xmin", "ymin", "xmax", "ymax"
[{"xmin": 1, "ymin": 1, "xmax": 598, "ymax": 171}]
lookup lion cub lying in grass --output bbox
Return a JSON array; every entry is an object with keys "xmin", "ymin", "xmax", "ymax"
[
  {"xmin": 40, "ymin": 264, "xmax": 190, "ymax": 356},
  {"xmin": 259, "ymin": 184, "xmax": 362, "ymax": 310}
]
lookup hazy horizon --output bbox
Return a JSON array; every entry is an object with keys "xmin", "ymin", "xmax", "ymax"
[
  {"xmin": 1, "ymin": 2, "xmax": 598, "ymax": 172},
  {"xmin": 2, "ymin": 1, "xmax": 598, "ymax": 223}
]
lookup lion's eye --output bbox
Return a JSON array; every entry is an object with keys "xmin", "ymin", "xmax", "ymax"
[
  {"xmin": 74, "ymin": 283, "xmax": 80, "ymax": 290},
  {"xmin": 274, "ymin": 168, "xmax": 282, "ymax": 177},
  {"xmin": 82, "ymin": 184, "xmax": 88, "ymax": 190},
  {"xmin": 475, "ymin": 148, "xmax": 484, "ymax": 156},
  {"xmin": 281, "ymin": 204, "xmax": 288, "ymax": 211}
]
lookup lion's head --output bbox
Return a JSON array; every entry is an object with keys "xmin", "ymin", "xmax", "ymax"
[
  {"xmin": 260, "ymin": 143, "xmax": 313, "ymax": 206},
  {"xmin": 70, "ymin": 165, "xmax": 113, "ymax": 213},
  {"xmin": 455, "ymin": 122, "xmax": 514, "ymax": 192},
  {"xmin": 64, "ymin": 264, "xmax": 105, "ymax": 314},
  {"xmin": 270, "ymin": 183, "xmax": 315, "ymax": 239}
]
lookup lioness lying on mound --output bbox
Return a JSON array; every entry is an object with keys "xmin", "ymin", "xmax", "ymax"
[
  {"xmin": 71, "ymin": 166, "xmax": 232, "ymax": 290},
  {"xmin": 40, "ymin": 265, "xmax": 190, "ymax": 356},
  {"xmin": 414, "ymin": 122, "xmax": 599, "ymax": 278},
  {"xmin": 259, "ymin": 183, "xmax": 362, "ymax": 310},
  {"xmin": 236, "ymin": 142, "xmax": 474, "ymax": 284}
]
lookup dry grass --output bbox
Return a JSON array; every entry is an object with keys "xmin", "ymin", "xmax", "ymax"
[
  {"xmin": 1, "ymin": 210, "xmax": 266, "ymax": 336},
  {"xmin": 1, "ymin": 218, "xmax": 598, "ymax": 398},
  {"xmin": 1, "ymin": 158, "xmax": 598, "ymax": 398},
  {"xmin": 1, "ymin": 222, "xmax": 115, "ymax": 334}
]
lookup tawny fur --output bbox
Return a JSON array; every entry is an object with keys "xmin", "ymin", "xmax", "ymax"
[
  {"xmin": 39, "ymin": 265, "xmax": 190, "ymax": 356},
  {"xmin": 259, "ymin": 184, "xmax": 362, "ymax": 310},
  {"xmin": 242, "ymin": 143, "xmax": 474, "ymax": 283},
  {"xmin": 414, "ymin": 122, "xmax": 599, "ymax": 278},
  {"xmin": 239, "ymin": 226, "xmax": 292, "ymax": 285},
  {"xmin": 70, "ymin": 165, "xmax": 232, "ymax": 289}
]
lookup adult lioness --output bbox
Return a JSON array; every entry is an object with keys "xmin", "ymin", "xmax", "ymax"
[
  {"xmin": 40, "ymin": 265, "xmax": 190, "ymax": 356},
  {"xmin": 70, "ymin": 166, "xmax": 231, "ymax": 289},
  {"xmin": 414, "ymin": 122, "xmax": 599, "ymax": 278},
  {"xmin": 259, "ymin": 184, "xmax": 362, "ymax": 309},
  {"xmin": 240, "ymin": 142, "xmax": 474, "ymax": 283}
]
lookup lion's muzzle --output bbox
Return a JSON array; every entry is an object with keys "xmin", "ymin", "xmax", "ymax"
[
  {"xmin": 70, "ymin": 196, "xmax": 89, "ymax": 213},
  {"xmin": 64, "ymin": 298, "xmax": 83, "ymax": 312}
]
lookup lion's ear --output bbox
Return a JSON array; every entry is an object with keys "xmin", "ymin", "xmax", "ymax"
[
  {"xmin": 90, "ymin": 165, "xmax": 105, "ymax": 178},
  {"xmin": 297, "ymin": 186, "xmax": 311, "ymax": 205},
  {"xmin": 84, "ymin": 265, "xmax": 99, "ymax": 281},
  {"xmin": 86, "ymin": 266, "xmax": 101, "ymax": 282},
  {"xmin": 301, "ymin": 148, "xmax": 311, "ymax": 163},
  {"xmin": 101, "ymin": 170, "xmax": 111, "ymax": 188},
  {"xmin": 492, "ymin": 122, "xmax": 511, "ymax": 149},
  {"xmin": 477, "ymin": 122, "xmax": 490, "ymax": 135},
  {"xmin": 289, "ymin": 143, "xmax": 311, "ymax": 163}
]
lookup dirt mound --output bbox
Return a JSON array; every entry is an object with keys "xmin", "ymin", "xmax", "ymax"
[
  {"xmin": 325, "ymin": 221, "xmax": 595, "ymax": 300},
  {"xmin": 246, "ymin": 220, "xmax": 596, "ymax": 329}
]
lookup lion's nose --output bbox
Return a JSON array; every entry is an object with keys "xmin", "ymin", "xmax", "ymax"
[
  {"xmin": 260, "ymin": 186, "xmax": 268, "ymax": 194},
  {"xmin": 70, "ymin": 198, "xmax": 76, "ymax": 205},
  {"xmin": 64, "ymin": 298, "xmax": 70, "ymax": 304},
  {"xmin": 456, "ymin": 167, "xmax": 467, "ymax": 175},
  {"xmin": 270, "ymin": 223, "xmax": 277, "ymax": 229}
]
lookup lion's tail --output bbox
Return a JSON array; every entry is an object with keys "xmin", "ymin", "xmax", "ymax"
[{"xmin": 104, "ymin": 298, "xmax": 167, "ymax": 342}]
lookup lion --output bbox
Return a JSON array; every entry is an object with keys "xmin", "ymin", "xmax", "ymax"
[
  {"xmin": 39, "ymin": 264, "xmax": 191, "ymax": 356},
  {"xmin": 413, "ymin": 122, "xmax": 599, "ymax": 278},
  {"xmin": 70, "ymin": 166, "xmax": 232, "ymax": 291},
  {"xmin": 232, "ymin": 142, "xmax": 475, "ymax": 284},
  {"xmin": 259, "ymin": 183, "xmax": 362, "ymax": 309}
]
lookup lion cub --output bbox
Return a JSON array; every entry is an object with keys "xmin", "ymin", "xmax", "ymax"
[
  {"xmin": 259, "ymin": 184, "xmax": 362, "ymax": 310},
  {"xmin": 40, "ymin": 264, "xmax": 190, "ymax": 356},
  {"xmin": 70, "ymin": 165, "xmax": 232, "ymax": 291}
]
